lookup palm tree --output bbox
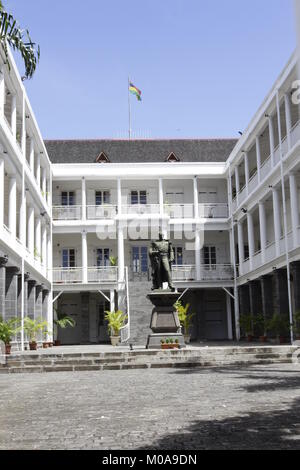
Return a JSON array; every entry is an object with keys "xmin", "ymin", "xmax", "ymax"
[{"xmin": 0, "ymin": 1, "xmax": 40, "ymax": 79}]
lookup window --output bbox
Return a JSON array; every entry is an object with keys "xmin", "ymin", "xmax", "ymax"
[
  {"xmin": 96, "ymin": 248, "xmax": 110, "ymax": 267},
  {"xmin": 166, "ymin": 152, "xmax": 180, "ymax": 162},
  {"xmin": 132, "ymin": 247, "xmax": 148, "ymax": 273},
  {"xmin": 174, "ymin": 247, "xmax": 183, "ymax": 265},
  {"xmin": 131, "ymin": 190, "xmax": 147, "ymax": 205},
  {"xmin": 203, "ymin": 246, "xmax": 216, "ymax": 267},
  {"xmin": 62, "ymin": 249, "xmax": 76, "ymax": 268},
  {"xmin": 95, "ymin": 152, "xmax": 110, "ymax": 163},
  {"xmin": 96, "ymin": 191, "xmax": 110, "ymax": 205},
  {"xmin": 61, "ymin": 191, "xmax": 75, "ymax": 206}
]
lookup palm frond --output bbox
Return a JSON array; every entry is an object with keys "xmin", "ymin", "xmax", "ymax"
[{"xmin": 0, "ymin": 6, "xmax": 40, "ymax": 79}]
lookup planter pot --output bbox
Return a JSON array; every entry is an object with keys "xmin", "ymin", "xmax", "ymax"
[
  {"xmin": 48, "ymin": 342, "xmax": 53, "ymax": 348},
  {"xmin": 54, "ymin": 340, "xmax": 61, "ymax": 347},
  {"xmin": 29, "ymin": 342, "xmax": 37, "ymax": 351},
  {"xmin": 42, "ymin": 342, "xmax": 49, "ymax": 349},
  {"xmin": 110, "ymin": 336, "xmax": 120, "ymax": 347},
  {"xmin": 161, "ymin": 344, "xmax": 179, "ymax": 350},
  {"xmin": 247, "ymin": 335, "xmax": 254, "ymax": 343},
  {"xmin": 5, "ymin": 344, "xmax": 11, "ymax": 355},
  {"xmin": 259, "ymin": 336, "xmax": 268, "ymax": 343},
  {"xmin": 184, "ymin": 335, "xmax": 191, "ymax": 344}
]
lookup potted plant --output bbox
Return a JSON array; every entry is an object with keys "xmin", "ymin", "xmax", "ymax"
[
  {"xmin": 239, "ymin": 314, "xmax": 254, "ymax": 342},
  {"xmin": 267, "ymin": 313, "xmax": 290, "ymax": 344},
  {"xmin": 53, "ymin": 308, "xmax": 76, "ymax": 346},
  {"xmin": 175, "ymin": 301, "xmax": 195, "ymax": 344},
  {"xmin": 23, "ymin": 317, "xmax": 47, "ymax": 350},
  {"xmin": 254, "ymin": 314, "xmax": 268, "ymax": 343},
  {"xmin": 0, "ymin": 316, "xmax": 20, "ymax": 354},
  {"xmin": 104, "ymin": 310, "xmax": 128, "ymax": 346}
]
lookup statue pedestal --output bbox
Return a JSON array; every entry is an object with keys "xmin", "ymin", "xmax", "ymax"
[{"xmin": 146, "ymin": 290, "xmax": 186, "ymax": 349}]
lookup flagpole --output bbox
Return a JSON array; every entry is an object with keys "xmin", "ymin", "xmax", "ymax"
[{"xmin": 128, "ymin": 77, "xmax": 131, "ymax": 140}]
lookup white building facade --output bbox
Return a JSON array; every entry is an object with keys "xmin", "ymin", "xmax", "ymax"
[{"xmin": 1, "ymin": 46, "xmax": 300, "ymax": 348}]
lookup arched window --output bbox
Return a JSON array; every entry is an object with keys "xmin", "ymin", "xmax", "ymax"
[{"xmin": 95, "ymin": 152, "xmax": 110, "ymax": 163}]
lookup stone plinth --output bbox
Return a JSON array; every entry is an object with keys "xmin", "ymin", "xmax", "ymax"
[{"xmin": 146, "ymin": 290, "xmax": 186, "ymax": 349}]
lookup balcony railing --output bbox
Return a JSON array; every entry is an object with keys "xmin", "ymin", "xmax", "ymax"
[
  {"xmin": 164, "ymin": 204, "xmax": 194, "ymax": 218},
  {"xmin": 87, "ymin": 266, "xmax": 118, "ymax": 282},
  {"xmin": 198, "ymin": 204, "xmax": 228, "ymax": 218},
  {"xmin": 172, "ymin": 264, "xmax": 234, "ymax": 282},
  {"xmin": 53, "ymin": 267, "xmax": 83, "ymax": 284},
  {"xmin": 53, "ymin": 206, "xmax": 82, "ymax": 221},
  {"xmin": 87, "ymin": 205, "xmax": 117, "ymax": 219},
  {"xmin": 291, "ymin": 119, "xmax": 300, "ymax": 148},
  {"xmin": 123, "ymin": 204, "xmax": 160, "ymax": 215},
  {"xmin": 53, "ymin": 266, "xmax": 118, "ymax": 284}
]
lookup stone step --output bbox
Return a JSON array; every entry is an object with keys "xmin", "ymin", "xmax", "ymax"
[{"xmin": 0, "ymin": 346, "xmax": 296, "ymax": 374}]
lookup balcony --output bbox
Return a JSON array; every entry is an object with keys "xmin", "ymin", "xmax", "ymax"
[
  {"xmin": 87, "ymin": 205, "xmax": 117, "ymax": 219},
  {"xmin": 122, "ymin": 204, "xmax": 160, "ymax": 215},
  {"xmin": 53, "ymin": 206, "xmax": 82, "ymax": 221},
  {"xmin": 198, "ymin": 204, "xmax": 228, "ymax": 218},
  {"xmin": 52, "ymin": 266, "xmax": 118, "ymax": 284},
  {"xmin": 172, "ymin": 264, "xmax": 234, "ymax": 282}
]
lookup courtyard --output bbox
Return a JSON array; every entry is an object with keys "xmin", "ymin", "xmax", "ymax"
[{"xmin": 1, "ymin": 363, "xmax": 300, "ymax": 450}]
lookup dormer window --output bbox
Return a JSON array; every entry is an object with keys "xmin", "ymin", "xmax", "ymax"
[
  {"xmin": 95, "ymin": 152, "xmax": 110, "ymax": 163},
  {"xmin": 166, "ymin": 152, "xmax": 180, "ymax": 163}
]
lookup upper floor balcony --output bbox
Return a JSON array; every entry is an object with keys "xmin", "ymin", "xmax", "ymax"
[
  {"xmin": 52, "ymin": 202, "xmax": 229, "ymax": 221},
  {"xmin": 172, "ymin": 264, "xmax": 234, "ymax": 282}
]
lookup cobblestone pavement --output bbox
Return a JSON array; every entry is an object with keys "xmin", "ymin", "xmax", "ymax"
[{"xmin": 1, "ymin": 364, "xmax": 300, "ymax": 450}]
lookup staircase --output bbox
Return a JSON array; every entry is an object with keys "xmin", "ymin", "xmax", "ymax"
[
  {"xmin": 128, "ymin": 280, "xmax": 153, "ymax": 345},
  {"xmin": 0, "ymin": 346, "xmax": 297, "ymax": 374}
]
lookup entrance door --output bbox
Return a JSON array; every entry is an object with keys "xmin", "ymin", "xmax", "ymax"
[
  {"xmin": 97, "ymin": 300, "xmax": 110, "ymax": 343},
  {"xmin": 131, "ymin": 246, "xmax": 148, "ymax": 280},
  {"xmin": 203, "ymin": 290, "xmax": 227, "ymax": 340},
  {"xmin": 57, "ymin": 294, "xmax": 81, "ymax": 344}
]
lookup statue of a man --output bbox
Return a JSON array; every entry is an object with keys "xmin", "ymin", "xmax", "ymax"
[{"xmin": 149, "ymin": 233, "xmax": 175, "ymax": 291}]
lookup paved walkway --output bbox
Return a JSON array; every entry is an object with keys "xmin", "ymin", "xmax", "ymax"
[{"xmin": 1, "ymin": 363, "xmax": 300, "ymax": 449}]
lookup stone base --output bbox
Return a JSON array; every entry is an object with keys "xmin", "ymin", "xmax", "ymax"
[{"xmin": 146, "ymin": 333, "xmax": 186, "ymax": 349}]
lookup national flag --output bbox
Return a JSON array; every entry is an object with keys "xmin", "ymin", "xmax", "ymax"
[{"xmin": 129, "ymin": 82, "xmax": 142, "ymax": 101}]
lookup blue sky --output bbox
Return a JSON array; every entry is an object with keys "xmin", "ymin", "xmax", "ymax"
[{"xmin": 5, "ymin": 0, "xmax": 297, "ymax": 139}]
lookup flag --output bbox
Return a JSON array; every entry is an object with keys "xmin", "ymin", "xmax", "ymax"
[{"xmin": 129, "ymin": 82, "xmax": 142, "ymax": 101}]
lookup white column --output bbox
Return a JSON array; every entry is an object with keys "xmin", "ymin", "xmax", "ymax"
[
  {"xmin": 19, "ymin": 189, "xmax": 26, "ymax": 245},
  {"xmin": 0, "ymin": 67, "xmax": 4, "ymax": 118},
  {"xmin": 193, "ymin": 177, "xmax": 199, "ymax": 218},
  {"xmin": 35, "ymin": 216, "xmax": 41, "ymax": 259},
  {"xmin": 247, "ymin": 212, "xmax": 255, "ymax": 270},
  {"xmin": 8, "ymin": 175, "xmax": 17, "ymax": 237},
  {"xmin": 36, "ymin": 154, "xmax": 41, "ymax": 187},
  {"xmin": 117, "ymin": 224, "xmax": 125, "ymax": 283},
  {"xmin": 42, "ymin": 167, "xmax": 46, "ymax": 198},
  {"xmin": 82, "ymin": 231, "xmax": 88, "ymax": 283},
  {"xmin": 244, "ymin": 152, "xmax": 249, "ymax": 195},
  {"xmin": 29, "ymin": 138, "xmax": 34, "ymax": 173},
  {"xmin": 259, "ymin": 202, "xmax": 267, "ymax": 263},
  {"xmin": 195, "ymin": 230, "xmax": 201, "ymax": 281},
  {"xmin": 289, "ymin": 173, "xmax": 300, "ymax": 248},
  {"xmin": 110, "ymin": 289, "xmax": 115, "ymax": 313},
  {"xmin": 0, "ymin": 156, "xmax": 4, "ymax": 230},
  {"xmin": 82, "ymin": 177, "xmax": 86, "ymax": 221},
  {"xmin": 159, "ymin": 178, "xmax": 164, "ymax": 216},
  {"xmin": 235, "ymin": 166, "xmax": 240, "ymax": 204},
  {"xmin": 42, "ymin": 224, "xmax": 47, "ymax": 268},
  {"xmin": 268, "ymin": 115, "xmax": 275, "ymax": 166},
  {"xmin": 256, "ymin": 136, "xmax": 261, "ymax": 183},
  {"xmin": 226, "ymin": 293, "xmax": 233, "ymax": 340},
  {"xmin": 284, "ymin": 93, "xmax": 292, "ymax": 151},
  {"xmin": 272, "ymin": 189, "xmax": 281, "ymax": 256},
  {"xmin": 237, "ymin": 222, "xmax": 245, "ymax": 274},
  {"xmin": 27, "ymin": 205, "xmax": 34, "ymax": 254},
  {"xmin": 11, "ymin": 94, "xmax": 16, "ymax": 139},
  {"xmin": 47, "ymin": 229, "xmax": 52, "ymax": 276},
  {"xmin": 117, "ymin": 178, "xmax": 122, "ymax": 215}
]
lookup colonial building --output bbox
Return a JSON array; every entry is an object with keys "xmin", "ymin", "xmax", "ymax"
[{"xmin": 1, "ymin": 44, "xmax": 300, "ymax": 348}]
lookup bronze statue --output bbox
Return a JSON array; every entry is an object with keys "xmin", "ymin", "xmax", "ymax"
[{"xmin": 149, "ymin": 233, "xmax": 175, "ymax": 291}]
